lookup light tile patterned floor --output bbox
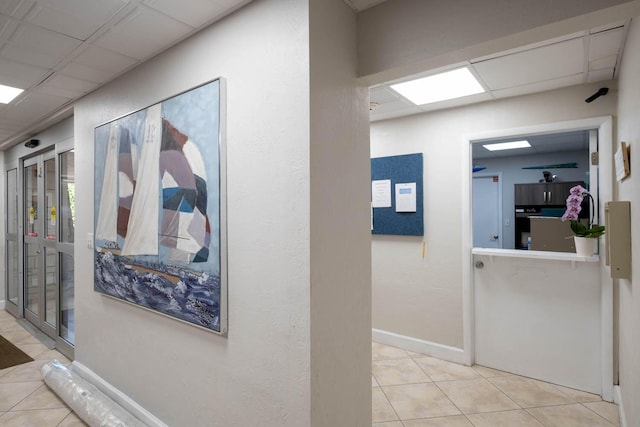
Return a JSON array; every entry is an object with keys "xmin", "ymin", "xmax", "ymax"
[
  {"xmin": 0, "ymin": 310, "xmax": 87, "ymax": 427},
  {"xmin": 0, "ymin": 309, "xmax": 622, "ymax": 427},
  {"xmin": 372, "ymin": 342, "xmax": 620, "ymax": 427}
]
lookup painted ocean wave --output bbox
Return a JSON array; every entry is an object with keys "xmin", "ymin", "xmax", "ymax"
[{"xmin": 95, "ymin": 251, "xmax": 220, "ymax": 331}]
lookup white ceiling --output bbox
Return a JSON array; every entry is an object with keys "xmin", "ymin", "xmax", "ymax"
[
  {"xmin": 472, "ymin": 130, "xmax": 590, "ymax": 160},
  {"xmin": 370, "ymin": 21, "xmax": 629, "ymax": 122},
  {"xmin": 0, "ymin": 0, "xmax": 629, "ymax": 150},
  {"xmin": 0, "ymin": 0, "xmax": 252, "ymax": 150}
]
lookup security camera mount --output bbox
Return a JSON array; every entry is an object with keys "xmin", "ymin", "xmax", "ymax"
[
  {"xmin": 25, "ymin": 139, "xmax": 39, "ymax": 148},
  {"xmin": 585, "ymin": 87, "xmax": 609, "ymax": 103}
]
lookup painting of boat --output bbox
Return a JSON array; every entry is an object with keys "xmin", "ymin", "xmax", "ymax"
[{"xmin": 93, "ymin": 79, "xmax": 225, "ymax": 333}]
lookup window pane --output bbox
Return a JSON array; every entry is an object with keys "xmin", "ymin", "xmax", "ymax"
[
  {"xmin": 7, "ymin": 169, "xmax": 17, "ymax": 235},
  {"xmin": 60, "ymin": 252, "xmax": 75, "ymax": 344},
  {"xmin": 60, "ymin": 151, "xmax": 75, "ymax": 243},
  {"xmin": 25, "ymin": 164, "xmax": 38, "ymax": 237},
  {"xmin": 25, "ymin": 243, "xmax": 39, "ymax": 315},
  {"xmin": 7, "ymin": 240, "xmax": 18, "ymax": 305},
  {"xmin": 45, "ymin": 159, "xmax": 56, "ymax": 240},
  {"xmin": 45, "ymin": 247, "xmax": 57, "ymax": 327}
]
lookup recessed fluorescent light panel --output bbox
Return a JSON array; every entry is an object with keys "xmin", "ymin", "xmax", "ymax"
[
  {"xmin": 0, "ymin": 84, "xmax": 23, "ymax": 104},
  {"xmin": 483, "ymin": 140, "xmax": 531, "ymax": 151},
  {"xmin": 390, "ymin": 67, "xmax": 485, "ymax": 105}
]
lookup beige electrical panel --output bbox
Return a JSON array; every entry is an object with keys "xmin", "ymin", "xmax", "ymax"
[{"xmin": 605, "ymin": 201, "xmax": 631, "ymax": 279}]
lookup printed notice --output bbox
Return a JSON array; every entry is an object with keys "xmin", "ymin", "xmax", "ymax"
[
  {"xmin": 372, "ymin": 179, "xmax": 392, "ymax": 208},
  {"xmin": 395, "ymin": 182, "xmax": 416, "ymax": 212}
]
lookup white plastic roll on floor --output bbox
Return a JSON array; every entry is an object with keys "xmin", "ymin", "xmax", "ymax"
[{"xmin": 41, "ymin": 360, "xmax": 147, "ymax": 427}]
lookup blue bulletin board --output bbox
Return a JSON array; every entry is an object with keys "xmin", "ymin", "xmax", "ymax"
[{"xmin": 371, "ymin": 153, "xmax": 424, "ymax": 236}]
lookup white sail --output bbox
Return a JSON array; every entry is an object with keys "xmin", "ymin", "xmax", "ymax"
[
  {"xmin": 95, "ymin": 124, "xmax": 119, "ymax": 243},
  {"xmin": 121, "ymin": 104, "xmax": 162, "ymax": 256}
]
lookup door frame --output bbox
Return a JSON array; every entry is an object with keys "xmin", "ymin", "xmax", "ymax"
[
  {"xmin": 4, "ymin": 134, "xmax": 75, "ymax": 360},
  {"xmin": 472, "ymin": 172, "xmax": 503, "ymax": 249},
  {"xmin": 461, "ymin": 116, "xmax": 613, "ymax": 400},
  {"xmin": 22, "ymin": 150, "xmax": 58, "ymax": 339}
]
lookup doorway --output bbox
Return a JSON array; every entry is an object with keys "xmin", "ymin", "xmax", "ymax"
[
  {"xmin": 5, "ymin": 143, "xmax": 75, "ymax": 359},
  {"xmin": 462, "ymin": 116, "xmax": 614, "ymax": 400},
  {"xmin": 472, "ymin": 173, "xmax": 502, "ymax": 248}
]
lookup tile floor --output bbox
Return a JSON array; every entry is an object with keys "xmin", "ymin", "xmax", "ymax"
[
  {"xmin": 0, "ymin": 309, "xmax": 622, "ymax": 427},
  {"xmin": 372, "ymin": 342, "xmax": 620, "ymax": 427},
  {"xmin": 0, "ymin": 310, "xmax": 87, "ymax": 427}
]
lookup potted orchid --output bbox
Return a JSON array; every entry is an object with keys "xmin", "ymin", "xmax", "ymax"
[{"xmin": 562, "ymin": 184, "xmax": 604, "ymax": 256}]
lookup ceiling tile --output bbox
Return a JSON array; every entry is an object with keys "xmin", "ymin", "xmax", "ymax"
[
  {"xmin": 12, "ymin": 90, "xmax": 71, "ymax": 118},
  {"xmin": 94, "ymin": 6, "xmax": 193, "ymax": 60},
  {"xmin": 0, "ymin": 15, "xmax": 20, "ymax": 45},
  {"xmin": 25, "ymin": 0, "xmax": 126, "ymax": 40},
  {"xmin": 490, "ymin": 74, "xmax": 584, "ymax": 100},
  {"xmin": 472, "ymin": 38, "xmax": 584, "ymax": 91},
  {"xmin": 39, "ymin": 73, "xmax": 99, "ymax": 98},
  {"xmin": 343, "ymin": 0, "xmax": 387, "ymax": 12},
  {"xmin": 588, "ymin": 68, "xmax": 614, "ymax": 83},
  {"xmin": 59, "ymin": 61, "xmax": 113, "ymax": 83},
  {"xmin": 589, "ymin": 54, "xmax": 617, "ymax": 71},
  {"xmin": 11, "ymin": 23, "xmax": 82, "ymax": 57},
  {"xmin": 1, "ymin": 43, "xmax": 59, "ymax": 68},
  {"xmin": 145, "ymin": 0, "xmax": 225, "ymax": 28},
  {"xmin": 418, "ymin": 92, "xmax": 493, "ymax": 113},
  {"xmin": 73, "ymin": 45, "xmax": 138, "ymax": 74},
  {"xmin": 0, "ymin": 57, "xmax": 49, "ymax": 87},
  {"xmin": 590, "ymin": 21, "xmax": 625, "ymax": 34},
  {"xmin": 589, "ymin": 28, "xmax": 623, "ymax": 61},
  {"xmin": 0, "ymin": 0, "xmax": 36, "ymax": 18},
  {"xmin": 370, "ymin": 86, "xmax": 401, "ymax": 104}
]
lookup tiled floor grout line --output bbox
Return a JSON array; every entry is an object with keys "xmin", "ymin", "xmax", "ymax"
[
  {"xmin": 7, "ymin": 383, "xmax": 46, "ymax": 412},
  {"xmin": 579, "ymin": 402, "xmax": 618, "ymax": 426},
  {"xmin": 374, "ymin": 375, "xmax": 405, "ymax": 424}
]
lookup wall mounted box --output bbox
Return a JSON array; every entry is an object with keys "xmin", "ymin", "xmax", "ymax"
[{"xmin": 605, "ymin": 201, "xmax": 631, "ymax": 279}]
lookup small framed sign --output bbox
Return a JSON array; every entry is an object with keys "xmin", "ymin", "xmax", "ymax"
[{"xmin": 615, "ymin": 141, "xmax": 630, "ymax": 182}]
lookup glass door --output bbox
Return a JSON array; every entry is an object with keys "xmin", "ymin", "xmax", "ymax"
[
  {"xmin": 22, "ymin": 152, "xmax": 57, "ymax": 339},
  {"xmin": 58, "ymin": 150, "xmax": 75, "ymax": 349},
  {"xmin": 18, "ymin": 148, "xmax": 75, "ymax": 359},
  {"xmin": 5, "ymin": 168, "xmax": 20, "ymax": 316}
]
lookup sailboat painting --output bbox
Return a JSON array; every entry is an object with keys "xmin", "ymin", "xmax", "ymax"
[{"xmin": 93, "ymin": 79, "xmax": 226, "ymax": 334}]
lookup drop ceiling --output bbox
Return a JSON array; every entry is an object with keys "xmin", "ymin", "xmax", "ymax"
[
  {"xmin": 472, "ymin": 130, "xmax": 590, "ymax": 160},
  {"xmin": 370, "ymin": 21, "xmax": 629, "ymax": 122},
  {"xmin": 0, "ymin": 0, "xmax": 630, "ymax": 150},
  {"xmin": 0, "ymin": 0, "xmax": 252, "ymax": 150}
]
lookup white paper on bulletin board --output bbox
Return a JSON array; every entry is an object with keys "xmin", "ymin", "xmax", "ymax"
[
  {"xmin": 395, "ymin": 182, "xmax": 416, "ymax": 212},
  {"xmin": 372, "ymin": 179, "xmax": 392, "ymax": 208}
]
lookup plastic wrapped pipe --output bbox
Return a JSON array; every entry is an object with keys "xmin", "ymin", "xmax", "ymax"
[{"xmin": 41, "ymin": 360, "xmax": 147, "ymax": 427}]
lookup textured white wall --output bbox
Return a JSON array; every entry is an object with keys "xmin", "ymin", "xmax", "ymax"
[
  {"xmin": 371, "ymin": 83, "xmax": 616, "ymax": 349},
  {"xmin": 73, "ymin": 0, "xmax": 371, "ymax": 424},
  {"xmin": 309, "ymin": 0, "xmax": 372, "ymax": 425},
  {"xmin": 615, "ymin": 15, "xmax": 640, "ymax": 427},
  {"xmin": 74, "ymin": 1, "xmax": 314, "ymax": 425}
]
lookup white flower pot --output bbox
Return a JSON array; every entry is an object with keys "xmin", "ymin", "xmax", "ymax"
[{"xmin": 574, "ymin": 236, "xmax": 596, "ymax": 257}]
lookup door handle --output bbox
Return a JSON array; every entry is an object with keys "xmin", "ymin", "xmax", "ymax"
[
  {"xmin": 543, "ymin": 191, "xmax": 548, "ymax": 202},
  {"xmin": 490, "ymin": 235, "xmax": 499, "ymax": 241},
  {"xmin": 548, "ymin": 191, "xmax": 552, "ymax": 202}
]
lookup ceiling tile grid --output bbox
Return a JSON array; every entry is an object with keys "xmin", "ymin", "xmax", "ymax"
[
  {"xmin": 371, "ymin": 23, "xmax": 629, "ymax": 122},
  {"xmin": 93, "ymin": 6, "xmax": 194, "ymax": 60},
  {"xmin": 0, "ymin": 0, "xmax": 249, "ymax": 149}
]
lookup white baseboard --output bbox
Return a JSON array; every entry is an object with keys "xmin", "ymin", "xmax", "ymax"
[
  {"xmin": 614, "ymin": 385, "xmax": 627, "ymax": 427},
  {"xmin": 71, "ymin": 361, "xmax": 168, "ymax": 427},
  {"xmin": 372, "ymin": 328, "xmax": 466, "ymax": 365},
  {"xmin": 0, "ymin": 300, "xmax": 5, "ymax": 310}
]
